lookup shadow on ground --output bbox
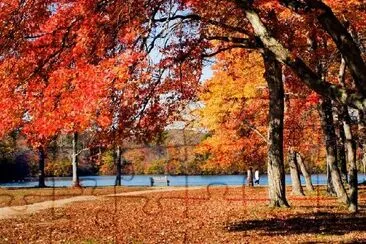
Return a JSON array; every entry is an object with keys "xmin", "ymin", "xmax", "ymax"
[{"xmin": 226, "ymin": 211, "xmax": 366, "ymax": 236}]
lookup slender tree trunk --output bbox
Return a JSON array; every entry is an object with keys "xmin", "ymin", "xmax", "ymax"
[
  {"xmin": 288, "ymin": 150, "xmax": 304, "ymax": 196},
  {"xmin": 337, "ymin": 122, "xmax": 348, "ymax": 184},
  {"xmin": 358, "ymin": 110, "xmax": 366, "ymax": 180},
  {"xmin": 263, "ymin": 51, "xmax": 289, "ymax": 208},
  {"xmin": 337, "ymin": 57, "xmax": 348, "ymax": 184},
  {"xmin": 38, "ymin": 147, "xmax": 46, "ymax": 188},
  {"xmin": 247, "ymin": 168, "xmax": 253, "ymax": 187},
  {"xmin": 342, "ymin": 109, "xmax": 358, "ymax": 212},
  {"xmin": 115, "ymin": 146, "xmax": 122, "ymax": 186},
  {"xmin": 326, "ymin": 162, "xmax": 336, "ymax": 195},
  {"xmin": 296, "ymin": 152, "xmax": 314, "ymax": 192},
  {"xmin": 338, "ymin": 56, "xmax": 358, "ymax": 212},
  {"xmin": 319, "ymin": 98, "xmax": 349, "ymax": 204},
  {"xmin": 72, "ymin": 132, "xmax": 80, "ymax": 187}
]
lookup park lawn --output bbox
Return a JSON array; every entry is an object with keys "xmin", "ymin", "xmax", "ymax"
[
  {"xmin": 0, "ymin": 186, "xmax": 148, "ymax": 207},
  {"xmin": 0, "ymin": 185, "xmax": 365, "ymax": 243}
]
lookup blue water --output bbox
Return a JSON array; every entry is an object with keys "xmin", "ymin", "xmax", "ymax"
[{"xmin": 1, "ymin": 174, "xmax": 365, "ymax": 188}]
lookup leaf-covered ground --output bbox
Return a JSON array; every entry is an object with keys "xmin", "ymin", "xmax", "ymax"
[
  {"xmin": 0, "ymin": 186, "xmax": 365, "ymax": 243},
  {"xmin": 0, "ymin": 186, "xmax": 147, "ymax": 207}
]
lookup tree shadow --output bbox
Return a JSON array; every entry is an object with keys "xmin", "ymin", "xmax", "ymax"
[{"xmin": 226, "ymin": 212, "xmax": 366, "ymax": 236}]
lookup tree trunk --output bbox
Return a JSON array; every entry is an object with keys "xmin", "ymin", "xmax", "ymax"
[
  {"xmin": 319, "ymin": 98, "xmax": 349, "ymax": 204},
  {"xmin": 358, "ymin": 110, "xmax": 366, "ymax": 180},
  {"xmin": 337, "ymin": 56, "xmax": 358, "ymax": 212},
  {"xmin": 263, "ymin": 50, "xmax": 289, "ymax": 208},
  {"xmin": 336, "ymin": 122, "xmax": 348, "ymax": 184},
  {"xmin": 247, "ymin": 168, "xmax": 253, "ymax": 187},
  {"xmin": 336, "ymin": 57, "xmax": 348, "ymax": 184},
  {"xmin": 362, "ymin": 147, "xmax": 366, "ymax": 180},
  {"xmin": 38, "ymin": 147, "xmax": 46, "ymax": 188},
  {"xmin": 72, "ymin": 132, "xmax": 80, "ymax": 187},
  {"xmin": 115, "ymin": 146, "xmax": 122, "ymax": 186},
  {"xmin": 342, "ymin": 109, "xmax": 358, "ymax": 212},
  {"xmin": 326, "ymin": 162, "xmax": 336, "ymax": 196},
  {"xmin": 288, "ymin": 150, "xmax": 304, "ymax": 196},
  {"xmin": 296, "ymin": 152, "xmax": 314, "ymax": 192}
]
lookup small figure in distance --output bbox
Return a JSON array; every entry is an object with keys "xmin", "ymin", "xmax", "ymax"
[
  {"xmin": 150, "ymin": 177, "xmax": 154, "ymax": 187},
  {"xmin": 254, "ymin": 169, "xmax": 260, "ymax": 185}
]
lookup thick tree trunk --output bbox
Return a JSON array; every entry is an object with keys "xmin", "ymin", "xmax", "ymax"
[
  {"xmin": 342, "ymin": 109, "xmax": 358, "ymax": 212},
  {"xmin": 38, "ymin": 147, "xmax": 46, "ymax": 188},
  {"xmin": 263, "ymin": 51, "xmax": 289, "ymax": 208},
  {"xmin": 288, "ymin": 150, "xmax": 304, "ymax": 196},
  {"xmin": 319, "ymin": 98, "xmax": 349, "ymax": 204},
  {"xmin": 115, "ymin": 146, "xmax": 122, "ymax": 186},
  {"xmin": 296, "ymin": 152, "xmax": 314, "ymax": 192},
  {"xmin": 72, "ymin": 132, "xmax": 80, "ymax": 187}
]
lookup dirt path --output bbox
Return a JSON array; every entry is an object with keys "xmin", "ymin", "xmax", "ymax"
[{"xmin": 0, "ymin": 186, "xmax": 206, "ymax": 220}]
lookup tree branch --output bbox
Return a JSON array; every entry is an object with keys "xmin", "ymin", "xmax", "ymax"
[
  {"xmin": 234, "ymin": 0, "xmax": 366, "ymax": 111},
  {"xmin": 279, "ymin": 0, "xmax": 366, "ymax": 97}
]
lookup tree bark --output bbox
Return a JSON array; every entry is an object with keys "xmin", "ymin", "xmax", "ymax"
[
  {"xmin": 288, "ymin": 150, "xmax": 304, "ymax": 196},
  {"xmin": 38, "ymin": 147, "xmax": 46, "ymax": 188},
  {"xmin": 263, "ymin": 50, "xmax": 289, "ymax": 208},
  {"xmin": 72, "ymin": 132, "xmax": 80, "ymax": 187},
  {"xmin": 247, "ymin": 168, "xmax": 253, "ymax": 187},
  {"xmin": 326, "ymin": 162, "xmax": 336, "ymax": 196},
  {"xmin": 296, "ymin": 152, "xmax": 314, "ymax": 192},
  {"xmin": 342, "ymin": 109, "xmax": 358, "ymax": 212},
  {"xmin": 337, "ymin": 56, "xmax": 358, "ymax": 212},
  {"xmin": 115, "ymin": 145, "xmax": 122, "ymax": 186},
  {"xmin": 336, "ymin": 121, "xmax": 348, "ymax": 184},
  {"xmin": 358, "ymin": 111, "xmax": 366, "ymax": 179},
  {"xmin": 336, "ymin": 57, "xmax": 348, "ymax": 184},
  {"xmin": 235, "ymin": 2, "xmax": 366, "ymax": 111},
  {"xmin": 319, "ymin": 98, "xmax": 349, "ymax": 204}
]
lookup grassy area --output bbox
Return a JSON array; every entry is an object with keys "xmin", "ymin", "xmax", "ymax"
[
  {"xmin": 0, "ymin": 186, "xmax": 148, "ymax": 207},
  {"xmin": 0, "ymin": 186, "xmax": 365, "ymax": 243}
]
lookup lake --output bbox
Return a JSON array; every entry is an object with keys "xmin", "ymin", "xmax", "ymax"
[{"xmin": 1, "ymin": 174, "xmax": 366, "ymax": 188}]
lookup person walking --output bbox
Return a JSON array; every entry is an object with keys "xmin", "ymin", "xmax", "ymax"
[{"xmin": 254, "ymin": 169, "xmax": 260, "ymax": 185}]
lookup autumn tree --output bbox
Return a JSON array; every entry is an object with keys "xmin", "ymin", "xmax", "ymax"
[
  {"xmin": 150, "ymin": 0, "xmax": 366, "ymax": 210},
  {"xmin": 1, "ymin": 0, "xmax": 365, "ymax": 210},
  {"xmin": 196, "ymin": 50, "xmax": 267, "ymax": 174}
]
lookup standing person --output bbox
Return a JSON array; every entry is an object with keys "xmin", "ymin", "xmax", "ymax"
[{"xmin": 254, "ymin": 169, "xmax": 260, "ymax": 185}]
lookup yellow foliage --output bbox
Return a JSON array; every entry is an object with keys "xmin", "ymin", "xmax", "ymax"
[{"xmin": 196, "ymin": 49, "xmax": 267, "ymax": 170}]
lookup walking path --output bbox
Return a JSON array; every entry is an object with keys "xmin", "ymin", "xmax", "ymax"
[{"xmin": 0, "ymin": 186, "xmax": 206, "ymax": 220}]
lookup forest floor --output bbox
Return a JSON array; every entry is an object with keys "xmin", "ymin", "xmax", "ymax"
[
  {"xmin": 0, "ymin": 186, "xmax": 205, "ymax": 219},
  {"xmin": 0, "ymin": 185, "xmax": 365, "ymax": 243},
  {"xmin": 0, "ymin": 186, "xmax": 148, "ymax": 207}
]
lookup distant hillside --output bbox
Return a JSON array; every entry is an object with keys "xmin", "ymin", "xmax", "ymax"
[{"xmin": 165, "ymin": 129, "xmax": 207, "ymax": 147}]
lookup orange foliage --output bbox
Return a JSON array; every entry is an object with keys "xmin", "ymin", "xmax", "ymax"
[{"xmin": 196, "ymin": 50, "xmax": 267, "ymax": 171}]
